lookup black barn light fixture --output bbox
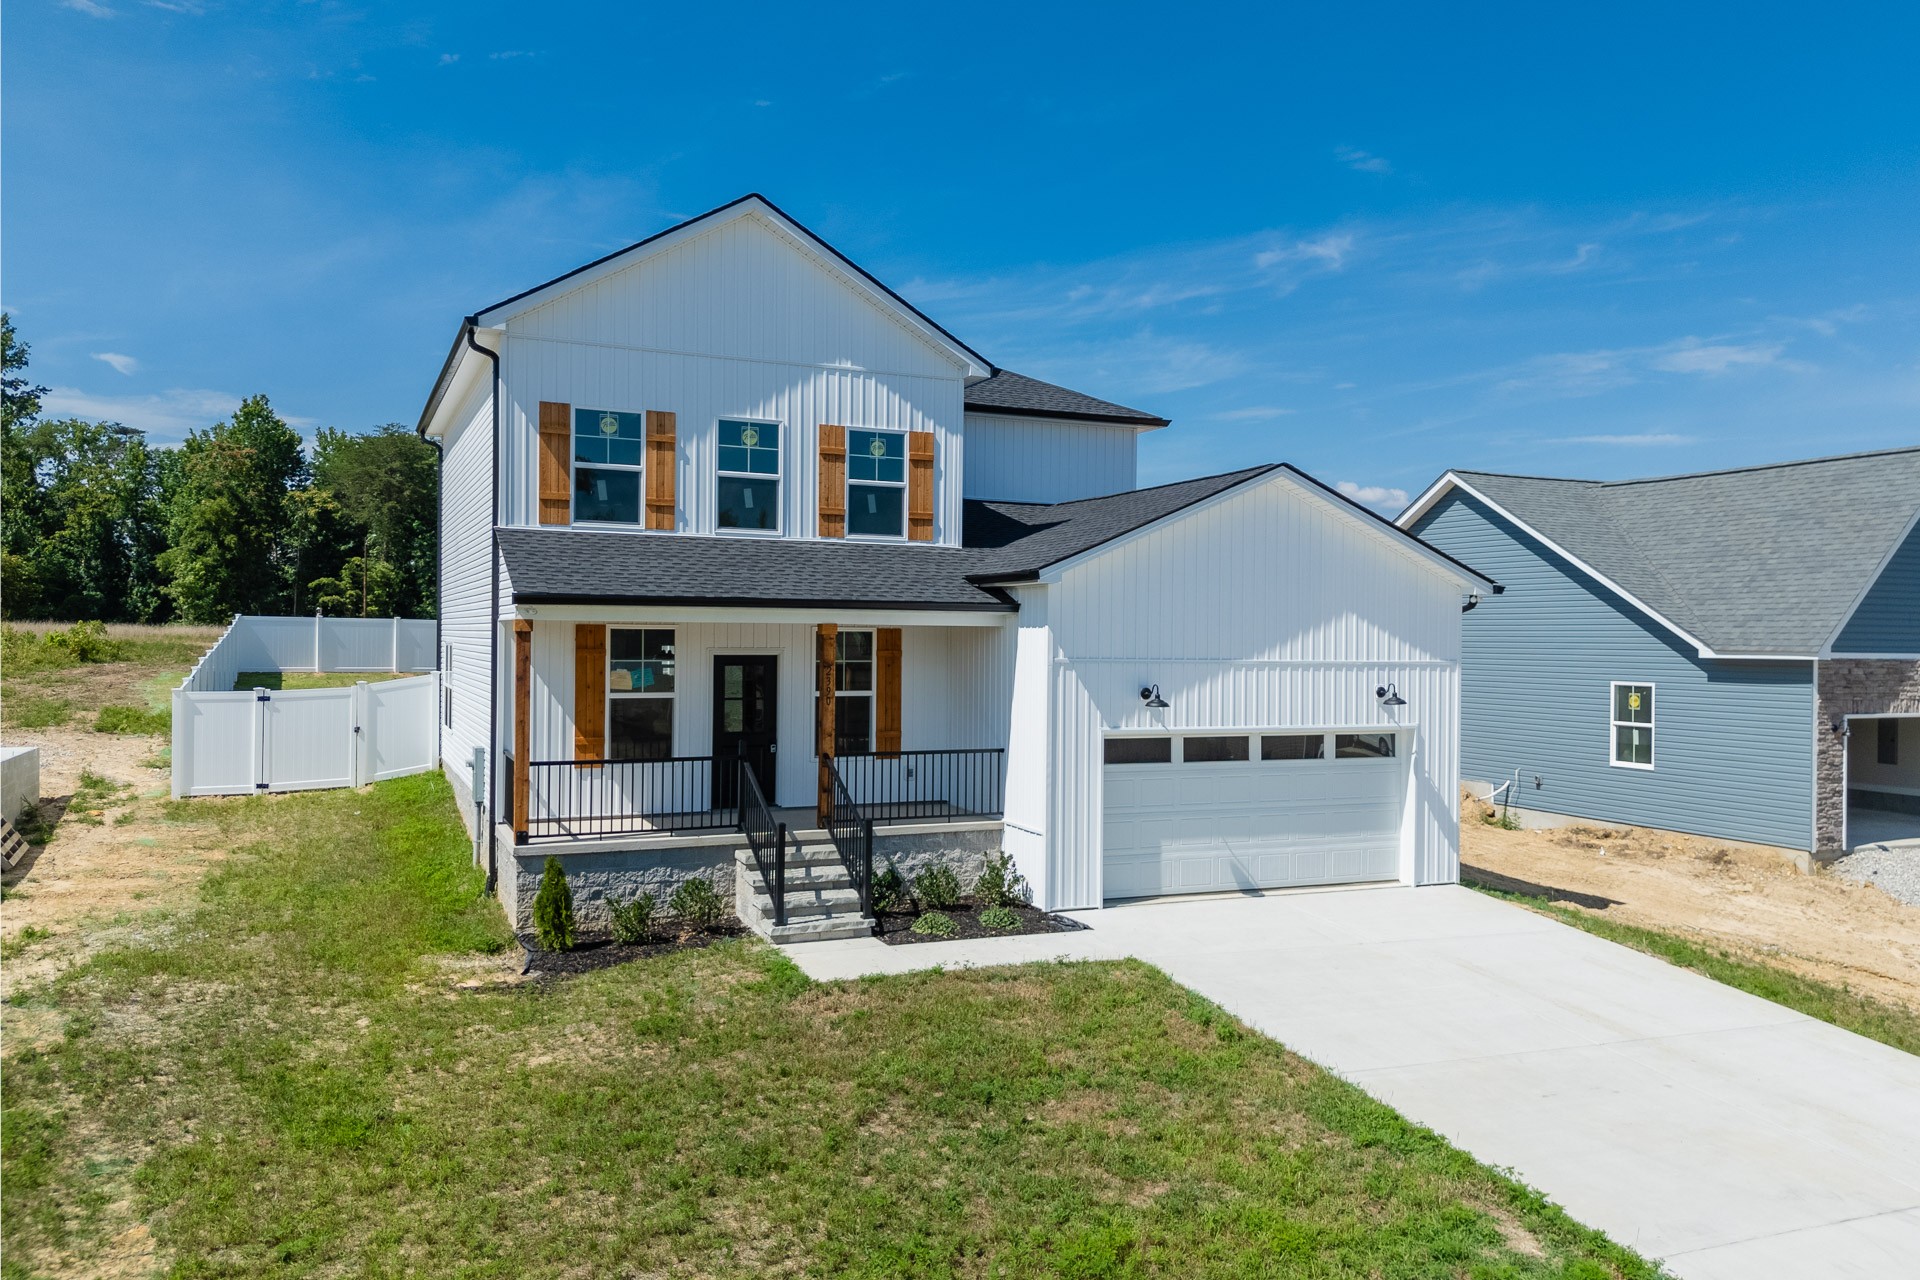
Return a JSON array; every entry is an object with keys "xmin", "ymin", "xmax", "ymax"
[
  {"xmin": 1376, "ymin": 683, "xmax": 1407, "ymax": 707},
  {"xmin": 1140, "ymin": 684, "xmax": 1170, "ymax": 709}
]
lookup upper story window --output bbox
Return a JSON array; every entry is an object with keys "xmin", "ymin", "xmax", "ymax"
[
  {"xmin": 1610, "ymin": 682, "xmax": 1654, "ymax": 769},
  {"xmin": 846, "ymin": 429, "xmax": 906, "ymax": 539},
  {"xmin": 573, "ymin": 408, "xmax": 646, "ymax": 524},
  {"xmin": 717, "ymin": 419, "xmax": 781, "ymax": 533}
]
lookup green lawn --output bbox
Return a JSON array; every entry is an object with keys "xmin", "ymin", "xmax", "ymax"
[
  {"xmin": 3, "ymin": 775, "xmax": 1663, "ymax": 1278},
  {"xmin": 1466, "ymin": 878, "xmax": 1920, "ymax": 1057},
  {"xmin": 232, "ymin": 670, "xmax": 413, "ymax": 690}
]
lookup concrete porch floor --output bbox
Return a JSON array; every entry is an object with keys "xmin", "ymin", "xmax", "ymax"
[{"xmin": 1849, "ymin": 807, "xmax": 1920, "ymax": 851}]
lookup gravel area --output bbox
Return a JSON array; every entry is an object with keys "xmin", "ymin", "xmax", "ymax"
[{"xmin": 1828, "ymin": 845, "xmax": 1920, "ymax": 907}]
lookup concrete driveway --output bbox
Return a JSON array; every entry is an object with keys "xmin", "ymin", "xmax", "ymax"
[{"xmin": 789, "ymin": 884, "xmax": 1920, "ymax": 1278}]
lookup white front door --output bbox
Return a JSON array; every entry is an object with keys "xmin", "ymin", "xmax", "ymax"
[{"xmin": 1101, "ymin": 731, "xmax": 1405, "ymax": 901}]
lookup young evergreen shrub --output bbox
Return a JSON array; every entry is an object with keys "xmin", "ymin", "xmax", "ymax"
[
  {"xmin": 910, "ymin": 910, "xmax": 957, "ymax": 938},
  {"xmin": 871, "ymin": 860, "xmax": 908, "ymax": 912},
  {"xmin": 669, "ymin": 877, "xmax": 726, "ymax": 933},
  {"xmin": 531, "ymin": 857, "xmax": 576, "ymax": 951},
  {"xmin": 978, "ymin": 904, "xmax": 1020, "ymax": 932},
  {"xmin": 608, "ymin": 891, "xmax": 658, "ymax": 945},
  {"xmin": 912, "ymin": 864, "xmax": 962, "ymax": 911},
  {"xmin": 971, "ymin": 851, "xmax": 1027, "ymax": 909}
]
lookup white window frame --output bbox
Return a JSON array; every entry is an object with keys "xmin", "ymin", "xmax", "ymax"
[
  {"xmin": 608, "ymin": 627, "xmax": 676, "ymax": 760},
  {"xmin": 571, "ymin": 407, "xmax": 646, "ymax": 528},
  {"xmin": 1609, "ymin": 681, "xmax": 1656, "ymax": 770},
  {"xmin": 844, "ymin": 426, "xmax": 909, "ymax": 542},
  {"xmin": 715, "ymin": 417, "xmax": 783, "ymax": 538}
]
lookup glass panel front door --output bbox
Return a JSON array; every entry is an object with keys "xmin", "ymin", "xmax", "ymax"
[{"xmin": 712, "ymin": 655, "xmax": 777, "ymax": 808}]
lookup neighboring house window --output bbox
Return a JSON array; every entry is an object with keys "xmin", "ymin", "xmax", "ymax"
[
  {"xmin": 1879, "ymin": 719, "xmax": 1899, "ymax": 766},
  {"xmin": 1610, "ymin": 682, "xmax": 1654, "ymax": 768},
  {"xmin": 830, "ymin": 630, "xmax": 874, "ymax": 754},
  {"xmin": 574, "ymin": 408, "xmax": 646, "ymax": 524},
  {"xmin": 1105, "ymin": 737, "xmax": 1173, "ymax": 764},
  {"xmin": 717, "ymin": 419, "xmax": 780, "ymax": 532},
  {"xmin": 1335, "ymin": 733, "xmax": 1395, "ymax": 759},
  {"xmin": 609, "ymin": 628, "xmax": 675, "ymax": 759},
  {"xmin": 846, "ymin": 429, "xmax": 906, "ymax": 538}
]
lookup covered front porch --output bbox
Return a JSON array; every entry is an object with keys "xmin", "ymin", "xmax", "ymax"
[{"xmin": 502, "ymin": 606, "xmax": 1014, "ymax": 846}]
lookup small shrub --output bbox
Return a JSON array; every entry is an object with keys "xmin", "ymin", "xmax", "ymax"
[
  {"xmin": 871, "ymin": 860, "xmax": 908, "ymax": 913},
  {"xmin": 972, "ymin": 851, "xmax": 1027, "ymax": 909},
  {"xmin": 669, "ymin": 877, "xmax": 726, "ymax": 933},
  {"xmin": 978, "ymin": 905, "xmax": 1020, "ymax": 932},
  {"xmin": 910, "ymin": 910, "xmax": 956, "ymax": 938},
  {"xmin": 93, "ymin": 704, "xmax": 169, "ymax": 735},
  {"xmin": 531, "ymin": 857, "xmax": 576, "ymax": 951},
  {"xmin": 608, "ymin": 891, "xmax": 658, "ymax": 945},
  {"xmin": 912, "ymin": 864, "xmax": 962, "ymax": 912},
  {"xmin": 43, "ymin": 620, "xmax": 121, "ymax": 664}
]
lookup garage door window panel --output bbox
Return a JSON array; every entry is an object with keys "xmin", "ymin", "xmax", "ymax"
[
  {"xmin": 1261, "ymin": 734, "xmax": 1326, "ymax": 761},
  {"xmin": 1105, "ymin": 737, "xmax": 1172, "ymax": 765},
  {"xmin": 1334, "ymin": 733, "xmax": 1395, "ymax": 759},
  {"xmin": 1183, "ymin": 735, "xmax": 1250, "ymax": 763}
]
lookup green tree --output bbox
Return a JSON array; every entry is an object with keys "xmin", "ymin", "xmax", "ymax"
[
  {"xmin": 308, "ymin": 425, "xmax": 438, "ymax": 616},
  {"xmin": 158, "ymin": 395, "xmax": 308, "ymax": 623},
  {"xmin": 7, "ymin": 419, "xmax": 165, "ymax": 621}
]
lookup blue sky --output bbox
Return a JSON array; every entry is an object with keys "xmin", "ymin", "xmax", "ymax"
[{"xmin": 7, "ymin": 1, "xmax": 1917, "ymax": 511}]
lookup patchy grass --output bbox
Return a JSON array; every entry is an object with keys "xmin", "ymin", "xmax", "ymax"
[
  {"xmin": 1, "ymin": 775, "xmax": 1664, "ymax": 1278},
  {"xmin": 1, "ymin": 622, "xmax": 221, "ymax": 730},
  {"xmin": 92, "ymin": 703, "xmax": 170, "ymax": 735},
  {"xmin": 233, "ymin": 670, "xmax": 411, "ymax": 691},
  {"xmin": 3, "ymin": 691, "xmax": 74, "ymax": 729},
  {"xmin": 1468, "ymin": 878, "xmax": 1920, "ymax": 1057}
]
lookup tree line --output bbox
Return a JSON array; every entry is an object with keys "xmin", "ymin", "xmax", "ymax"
[{"xmin": 0, "ymin": 314, "xmax": 437, "ymax": 624}]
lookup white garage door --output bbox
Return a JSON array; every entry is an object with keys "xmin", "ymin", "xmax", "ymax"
[{"xmin": 1102, "ymin": 731, "xmax": 1405, "ymax": 901}]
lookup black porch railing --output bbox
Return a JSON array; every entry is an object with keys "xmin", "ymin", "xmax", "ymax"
[
  {"xmin": 738, "ymin": 758, "xmax": 787, "ymax": 926},
  {"xmin": 830, "ymin": 748, "xmax": 1006, "ymax": 822},
  {"xmin": 823, "ymin": 756, "xmax": 875, "ymax": 918},
  {"xmin": 519, "ymin": 756, "xmax": 740, "ymax": 842}
]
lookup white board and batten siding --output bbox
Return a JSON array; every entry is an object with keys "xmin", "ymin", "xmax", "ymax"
[
  {"xmin": 492, "ymin": 212, "xmax": 971, "ymax": 545},
  {"xmin": 961, "ymin": 413, "xmax": 1139, "ymax": 503},
  {"xmin": 1005, "ymin": 472, "xmax": 1470, "ymax": 911}
]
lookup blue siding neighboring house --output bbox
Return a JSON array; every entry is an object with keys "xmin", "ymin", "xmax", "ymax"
[{"xmin": 1402, "ymin": 448, "xmax": 1920, "ymax": 855}]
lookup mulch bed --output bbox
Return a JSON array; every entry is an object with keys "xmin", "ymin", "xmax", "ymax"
[
  {"xmin": 874, "ymin": 900, "xmax": 1087, "ymax": 946},
  {"xmin": 517, "ymin": 922, "xmax": 749, "ymax": 976}
]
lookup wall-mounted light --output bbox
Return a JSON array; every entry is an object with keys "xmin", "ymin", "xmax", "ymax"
[
  {"xmin": 1376, "ymin": 683, "xmax": 1407, "ymax": 707},
  {"xmin": 1462, "ymin": 592, "xmax": 1483, "ymax": 613},
  {"xmin": 1140, "ymin": 684, "xmax": 1169, "ymax": 709}
]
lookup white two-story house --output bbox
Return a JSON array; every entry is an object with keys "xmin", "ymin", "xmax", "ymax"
[{"xmin": 417, "ymin": 194, "xmax": 1495, "ymax": 939}]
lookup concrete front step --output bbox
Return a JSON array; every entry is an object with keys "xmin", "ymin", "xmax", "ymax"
[
  {"xmin": 762, "ymin": 913, "xmax": 875, "ymax": 943},
  {"xmin": 752, "ymin": 886, "xmax": 863, "ymax": 919}
]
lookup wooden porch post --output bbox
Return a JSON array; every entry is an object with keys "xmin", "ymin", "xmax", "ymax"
[
  {"xmin": 512, "ymin": 619, "xmax": 532, "ymax": 843},
  {"xmin": 816, "ymin": 623, "xmax": 838, "ymax": 825}
]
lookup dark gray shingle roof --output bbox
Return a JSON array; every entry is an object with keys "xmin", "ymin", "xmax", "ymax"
[
  {"xmin": 1452, "ymin": 447, "xmax": 1920, "ymax": 655},
  {"xmin": 964, "ymin": 369, "xmax": 1170, "ymax": 427}
]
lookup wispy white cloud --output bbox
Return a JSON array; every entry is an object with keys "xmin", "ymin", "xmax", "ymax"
[
  {"xmin": 1562, "ymin": 433, "xmax": 1695, "ymax": 446},
  {"xmin": 1255, "ymin": 233, "xmax": 1354, "ymax": 272},
  {"xmin": 39, "ymin": 386, "xmax": 315, "ymax": 440},
  {"xmin": 1334, "ymin": 145, "xmax": 1391, "ymax": 174},
  {"xmin": 1211, "ymin": 406, "xmax": 1295, "ymax": 421},
  {"xmin": 753, "ymin": 99, "xmax": 773, "ymax": 107},
  {"xmin": 438, "ymin": 53, "xmax": 460, "ymax": 65},
  {"xmin": 489, "ymin": 50, "xmax": 536, "ymax": 60},
  {"xmin": 60, "ymin": 0, "xmax": 115, "ymax": 15},
  {"xmin": 144, "ymin": 0, "xmax": 206, "ymax": 13},
  {"xmin": 91, "ymin": 352, "xmax": 139, "ymax": 376},
  {"xmin": 1337, "ymin": 480, "xmax": 1410, "ymax": 511},
  {"xmin": 1650, "ymin": 339, "xmax": 1785, "ymax": 374}
]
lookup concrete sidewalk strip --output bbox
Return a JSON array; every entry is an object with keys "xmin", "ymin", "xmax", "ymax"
[{"xmin": 782, "ymin": 884, "xmax": 1920, "ymax": 1280}]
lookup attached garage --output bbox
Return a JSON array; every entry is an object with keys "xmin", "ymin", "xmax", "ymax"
[{"xmin": 1102, "ymin": 730, "xmax": 1407, "ymax": 901}]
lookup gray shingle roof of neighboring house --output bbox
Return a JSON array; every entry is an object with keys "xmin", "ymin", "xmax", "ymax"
[
  {"xmin": 1449, "ymin": 447, "xmax": 1920, "ymax": 656},
  {"xmin": 963, "ymin": 369, "xmax": 1170, "ymax": 427}
]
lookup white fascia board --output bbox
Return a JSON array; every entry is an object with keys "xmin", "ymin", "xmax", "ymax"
[
  {"xmin": 962, "ymin": 408, "xmax": 1168, "ymax": 434},
  {"xmin": 1395, "ymin": 471, "xmax": 1460, "ymax": 528},
  {"xmin": 422, "ymin": 327, "xmax": 501, "ymax": 439},
  {"xmin": 1817, "ymin": 504, "xmax": 1920, "ymax": 658},
  {"xmin": 473, "ymin": 198, "xmax": 988, "ymax": 379},
  {"xmin": 511, "ymin": 602, "xmax": 1013, "ymax": 629}
]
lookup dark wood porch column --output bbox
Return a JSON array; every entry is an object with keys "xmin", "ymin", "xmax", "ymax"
[
  {"xmin": 512, "ymin": 619, "xmax": 532, "ymax": 842},
  {"xmin": 816, "ymin": 622, "xmax": 838, "ymax": 825}
]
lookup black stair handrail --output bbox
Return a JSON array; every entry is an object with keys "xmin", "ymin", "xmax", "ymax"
[
  {"xmin": 737, "ymin": 757, "xmax": 786, "ymax": 927},
  {"xmin": 822, "ymin": 755, "xmax": 874, "ymax": 920}
]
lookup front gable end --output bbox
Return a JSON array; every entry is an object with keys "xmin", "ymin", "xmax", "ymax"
[{"xmin": 1831, "ymin": 516, "xmax": 1920, "ymax": 655}]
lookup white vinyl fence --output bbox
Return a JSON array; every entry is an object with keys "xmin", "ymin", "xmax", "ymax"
[{"xmin": 172, "ymin": 615, "xmax": 440, "ymax": 799}]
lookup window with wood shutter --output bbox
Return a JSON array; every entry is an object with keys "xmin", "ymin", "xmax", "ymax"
[
  {"xmin": 875, "ymin": 627, "xmax": 902, "ymax": 756},
  {"xmin": 644, "ymin": 411, "xmax": 676, "ymax": 530},
  {"xmin": 573, "ymin": 624, "xmax": 606, "ymax": 763},
  {"xmin": 907, "ymin": 430, "xmax": 934, "ymax": 541},
  {"xmin": 818, "ymin": 425, "xmax": 846, "ymax": 537},
  {"xmin": 815, "ymin": 623, "xmax": 838, "ymax": 821},
  {"xmin": 537, "ymin": 402, "xmax": 572, "ymax": 525}
]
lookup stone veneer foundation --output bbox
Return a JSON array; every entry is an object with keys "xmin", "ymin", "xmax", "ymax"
[{"xmin": 1814, "ymin": 659, "xmax": 1920, "ymax": 854}]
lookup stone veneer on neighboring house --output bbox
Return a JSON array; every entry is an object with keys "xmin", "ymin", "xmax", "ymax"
[{"xmin": 1815, "ymin": 659, "xmax": 1920, "ymax": 853}]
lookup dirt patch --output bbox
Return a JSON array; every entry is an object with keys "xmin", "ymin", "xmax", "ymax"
[{"xmin": 1462, "ymin": 794, "xmax": 1920, "ymax": 1014}]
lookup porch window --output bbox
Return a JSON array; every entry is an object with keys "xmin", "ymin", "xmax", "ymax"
[
  {"xmin": 717, "ymin": 419, "xmax": 780, "ymax": 532},
  {"xmin": 1610, "ymin": 682, "xmax": 1654, "ymax": 769},
  {"xmin": 610, "ymin": 628, "xmax": 674, "ymax": 759},
  {"xmin": 573, "ymin": 408, "xmax": 646, "ymax": 524},
  {"xmin": 833, "ymin": 630, "xmax": 874, "ymax": 754},
  {"xmin": 846, "ymin": 429, "xmax": 906, "ymax": 539}
]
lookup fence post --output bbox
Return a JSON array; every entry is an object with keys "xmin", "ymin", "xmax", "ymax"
[
  {"xmin": 253, "ymin": 687, "xmax": 270, "ymax": 793},
  {"xmin": 313, "ymin": 610, "xmax": 322, "ymax": 673},
  {"xmin": 391, "ymin": 617, "xmax": 400, "ymax": 673},
  {"xmin": 170, "ymin": 688, "xmax": 187, "ymax": 798},
  {"xmin": 352, "ymin": 681, "xmax": 369, "ymax": 787}
]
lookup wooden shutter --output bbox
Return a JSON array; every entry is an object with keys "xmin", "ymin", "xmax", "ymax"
[
  {"xmin": 876, "ymin": 627, "xmax": 902, "ymax": 757},
  {"xmin": 644, "ymin": 411, "xmax": 676, "ymax": 530},
  {"xmin": 815, "ymin": 623, "xmax": 839, "ymax": 822},
  {"xmin": 573, "ymin": 624, "xmax": 606, "ymax": 764},
  {"xmin": 907, "ymin": 430, "xmax": 935, "ymax": 541},
  {"xmin": 818, "ymin": 424, "xmax": 847, "ymax": 538},
  {"xmin": 512, "ymin": 620, "xmax": 532, "ymax": 840},
  {"xmin": 538, "ymin": 401, "xmax": 572, "ymax": 526}
]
